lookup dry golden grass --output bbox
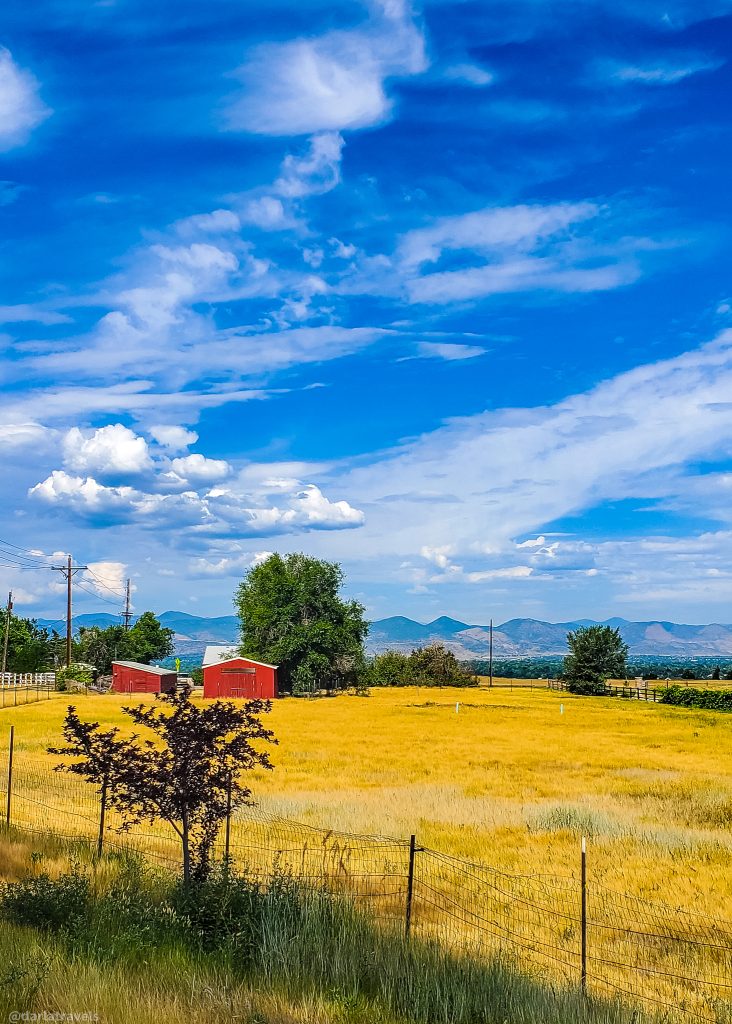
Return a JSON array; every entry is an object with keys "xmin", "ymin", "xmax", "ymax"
[
  {"xmin": 1, "ymin": 684, "xmax": 732, "ymax": 1019},
  {"xmin": 2, "ymin": 684, "xmax": 731, "ymax": 914}
]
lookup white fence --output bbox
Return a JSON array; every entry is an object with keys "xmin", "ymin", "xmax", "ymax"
[{"xmin": 0, "ymin": 672, "xmax": 56, "ymax": 689}]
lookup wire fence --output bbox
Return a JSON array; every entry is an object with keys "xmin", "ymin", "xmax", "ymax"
[
  {"xmin": 1, "ymin": 729, "xmax": 730, "ymax": 1024},
  {"xmin": 0, "ymin": 677, "xmax": 58, "ymax": 709}
]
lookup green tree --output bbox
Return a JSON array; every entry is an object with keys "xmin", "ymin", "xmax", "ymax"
[
  {"xmin": 126, "ymin": 611, "xmax": 174, "ymax": 664},
  {"xmin": 711, "ymin": 665, "xmax": 721, "ymax": 680},
  {"xmin": 0, "ymin": 616, "xmax": 61, "ymax": 672},
  {"xmin": 369, "ymin": 650, "xmax": 411, "ymax": 686},
  {"xmin": 75, "ymin": 612, "xmax": 174, "ymax": 674},
  {"xmin": 235, "ymin": 553, "xmax": 368, "ymax": 695},
  {"xmin": 562, "ymin": 625, "xmax": 628, "ymax": 694},
  {"xmin": 408, "ymin": 643, "xmax": 477, "ymax": 687},
  {"xmin": 50, "ymin": 688, "xmax": 276, "ymax": 881}
]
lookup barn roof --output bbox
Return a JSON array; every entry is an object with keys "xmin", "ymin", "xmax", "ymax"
[
  {"xmin": 112, "ymin": 661, "xmax": 177, "ymax": 676},
  {"xmin": 202, "ymin": 644, "xmax": 237, "ymax": 667},
  {"xmin": 207, "ymin": 656, "xmax": 279, "ymax": 670}
]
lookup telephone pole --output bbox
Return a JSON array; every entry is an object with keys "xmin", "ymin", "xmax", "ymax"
[
  {"xmin": 51, "ymin": 555, "xmax": 88, "ymax": 667},
  {"xmin": 1, "ymin": 591, "xmax": 12, "ymax": 673},
  {"xmin": 123, "ymin": 578, "xmax": 132, "ymax": 630}
]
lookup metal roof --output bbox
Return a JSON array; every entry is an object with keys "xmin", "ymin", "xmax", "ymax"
[
  {"xmin": 202, "ymin": 644, "xmax": 237, "ymax": 667},
  {"xmin": 112, "ymin": 661, "xmax": 177, "ymax": 676}
]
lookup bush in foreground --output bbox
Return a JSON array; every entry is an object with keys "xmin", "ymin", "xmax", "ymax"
[{"xmin": 0, "ymin": 860, "xmax": 645, "ymax": 1024}]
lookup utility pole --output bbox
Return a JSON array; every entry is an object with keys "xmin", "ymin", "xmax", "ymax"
[
  {"xmin": 123, "ymin": 578, "xmax": 132, "ymax": 630},
  {"xmin": 51, "ymin": 555, "xmax": 88, "ymax": 667},
  {"xmin": 1, "ymin": 591, "xmax": 12, "ymax": 673},
  {"xmin": 489, "ymin": 617, "xmax": 493, "ymax": 688}
]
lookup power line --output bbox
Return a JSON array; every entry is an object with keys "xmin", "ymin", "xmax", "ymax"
[{"xmin": 51, "ymin": 555, "xmax": 88, "ymax": 667}]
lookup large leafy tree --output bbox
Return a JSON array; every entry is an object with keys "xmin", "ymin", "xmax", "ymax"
[
  {"xmin": 0, "ymin": 616, "xmax": 62, "ymax": 672},
  {"xmin": 50, "ymin": 687, "xmax": 276, "ymax": 881},
  {"xmin": 562, "ymin": 625, "xmax": 628, "ymax": 694},
  {"xmin": 235, "ymin": 553, "xmax": 368, "ymax": 695}
]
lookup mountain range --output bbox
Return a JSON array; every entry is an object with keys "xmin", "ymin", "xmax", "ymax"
[{"xmin": 31, "ymin": 611, "xmax": 732, "ymax": 660}]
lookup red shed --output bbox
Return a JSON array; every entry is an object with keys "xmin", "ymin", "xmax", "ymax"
[
  {"xmin": 203, "ymin": 656, "xmax": 278, "ymax": 700},
  {"xmin": 112, "ymin": 661, "xmax": 177, "ymax": 694}
]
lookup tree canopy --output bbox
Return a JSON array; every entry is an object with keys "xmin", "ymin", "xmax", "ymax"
[
  {"xmin": 0, "ymin": 616, "xmax": 62, "ymax": 672},
  {"xmin": 75, "ymin": 611, "xmax": 174, "ymax": 674},
  {"xmin": 562, "ymin": 625, "xmax": 628, "ymax": 694},
  {"xmin": 369, "ymin": 644, "xmax": 477, "ymax": 688},
  {"xmin": 234, "ymin": 553, "xmax": 368, "ymax": 695},
  {"xmin": 50, "ymin": 687, "xmax": 276, "ymax": 881}
]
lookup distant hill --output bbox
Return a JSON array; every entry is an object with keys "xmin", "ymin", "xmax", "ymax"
[
  {"xmin": 366, "ymin": 616, "xmax": 732, "ymax": 659},
  {"xmin": 31, "ymin": 610, "xmax": 732, "ymax": 661}
]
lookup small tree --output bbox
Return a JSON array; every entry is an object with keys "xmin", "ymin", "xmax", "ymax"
[
  {"xmin": 50, "ymin": 687, "xmax": 276, "ymax": 881},
  {"xmin": 562, "ymin": 625, "xmax": 628, "ymax": 695}
]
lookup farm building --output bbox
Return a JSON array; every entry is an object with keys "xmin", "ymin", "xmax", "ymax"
[
  {"xmin": 111, "ymin": 661, "xmax": 177, "ymax": 694},
  {"xmin": 203, "ymin": 656, "xmax": 278, "ymax": 700}
]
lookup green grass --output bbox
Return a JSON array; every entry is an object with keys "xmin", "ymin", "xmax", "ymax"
[{"xmin": 0, "ymin": 839, "xmax": 654, "ymax": 1024}]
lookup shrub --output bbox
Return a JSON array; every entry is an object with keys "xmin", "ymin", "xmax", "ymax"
[
  {"xmin": 0, "ymin": 869, "xmax": 90, "ymax": 931},
  {"xmin": 659, "ymin": 686, "xmax": 732, "ymax": 712}
]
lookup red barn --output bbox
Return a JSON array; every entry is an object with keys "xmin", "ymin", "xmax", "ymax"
[
  {"xmin": 203, "ymin": 656, "xmax": 278, "ymax": 700},
  {"xmin": 112, "ymin": 661, "xmax": 177, "ymax": 694}
]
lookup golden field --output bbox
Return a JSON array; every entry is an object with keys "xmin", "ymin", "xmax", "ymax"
[
  {"xmin": 1, "ymin": 682, "xmax": 731, "ymax": 913},
  {"xmin": 1, "ymin": 683, "xmax": 731, "ymax": 1022}
]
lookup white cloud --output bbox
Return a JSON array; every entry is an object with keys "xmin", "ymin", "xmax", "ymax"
[
  {"xmin": 83, "ymin": 561, "xmax": 129, "ymax": 600},
  {"xmin": 443, "ymin": 63, "xmax": 494, "ymax": 87},
  {"xmin": 0, "ymin": 48, "xmax": 50, "ymax": 151},
  {"xmin": 0, "ymin": 422, "xmax": 53, "ymax": 450},
  {"xmin": 273, "ymin": 132, "xmax": 345, "ymax": 198},
  {"xmin": 224, "ymin": 3, "xmax": 426, "ymax": 135},
  {"xmin": 63, "ymin": 424, "xmax": 152, "ymax": 478},
  {"xmin": 393, "ymin": 202, "xmax": 652, "ymax": 305},
  {"xmin": 176, "ymin": 209, "xmax": 241, "ymax": 234},
  {"xmin": 170, "ymin": 453, "xmax": 231, "ymax": 483},
  {"xmin": 331, "ymin": 329, "xmax": 732, "ymax": 582},
  {"xmin": 189, "ymin": 550, "xmax": 274, "ymax": 577},
  {"xmin": 148, "ymin": 425, "xmax": 199, "ymax": 451},
  {"xmin": 608, "ymin": 57, "xmax": 722, "ymax": 85},
  {"xmin": 417, "ymin": 341, "xmax": 487, "ymax": 360},
  {"xmin": 0, "ymin": 304, "xmax": 71, "ymax": 325}
]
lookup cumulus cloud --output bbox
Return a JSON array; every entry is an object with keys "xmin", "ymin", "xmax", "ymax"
[
  {"xmin": 0, "ymin": 48, "xmax": 50, "ymax": 151},
  {"xmin": 148, "ymin": 425, "xmax": 199, "ymax": 451},
  {"xmin": 224, "ymin": 2, "xmax": 426, "ymax": 135},
  {"xmin": 63, "ymin": 424, "xmax": 152, "ymax": 478},
  {"xmin": 170, "ymin": 453, "xmax": 231, "ymax": 484}
]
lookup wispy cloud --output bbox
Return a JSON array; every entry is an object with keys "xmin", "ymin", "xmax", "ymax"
[
  {"xmin": 223, "ymin": 1, "xmax": 427, "ymax": 135},
  {"xmin": 0, "ymin": 48, "xmax": 50, "ymax": 150}
]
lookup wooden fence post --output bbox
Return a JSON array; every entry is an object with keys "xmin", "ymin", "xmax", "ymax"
[
  {"xmin": 224, "ymin": 771, "xmax": 232, "ymax": 871},
  {"xmin": 581, "ymin": 836, "xmax": 587, "ymax": 994},
  {"xmin": 97, "ymin": 775, "xmax": 108, "ymax": 858},
  {"xmin": 405, "ymin": 834, "xmax": 417, "ymax": 937},
  {"xmin": 5, "ymin": 725, "xmax": 14, "ymax": 827}
]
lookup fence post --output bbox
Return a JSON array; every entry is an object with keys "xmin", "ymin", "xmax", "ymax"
[
  {"xmin": 405, "ymin": 833, "xmax": 417, "ymax": 937},
  {"xmin": 5, "ymin": 725, "xmax": 14, "ymax": 827},
  {"xmin": 224, "ymin": 771, "xmax": 232, "ymax": 870},
  {"xmin": 581, "ymin": 835, "xmax": 587, "ymax": 994},
  {"xmin": 97, "ymin": 775, "xmax": 107, "ymax": 858}
]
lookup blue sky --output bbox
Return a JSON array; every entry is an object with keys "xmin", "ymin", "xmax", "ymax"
[{"xmin": 2, "ymin": 0, "xmax": 732, "ymax": 625}]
